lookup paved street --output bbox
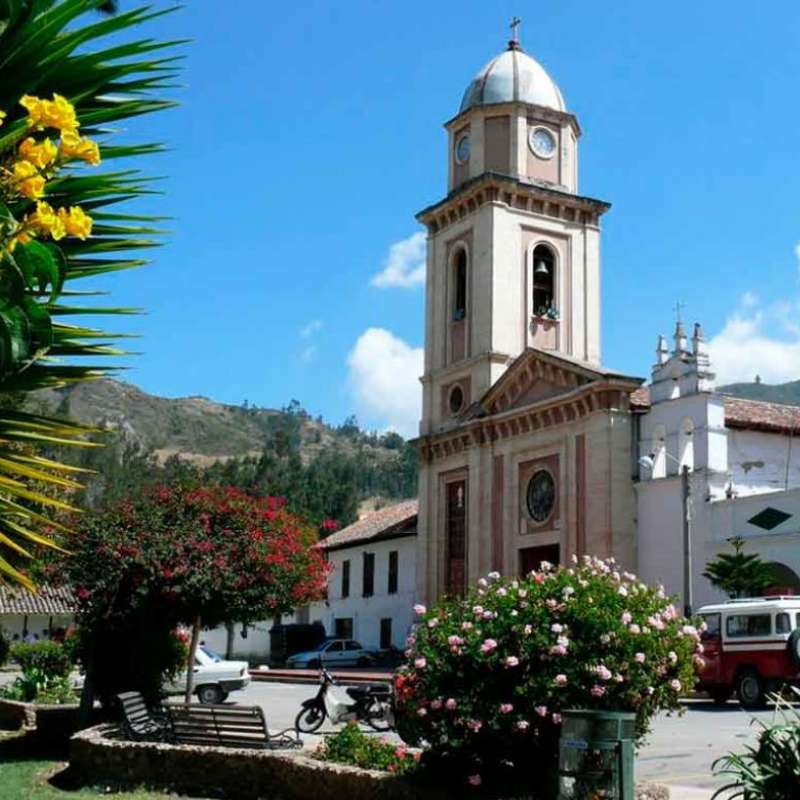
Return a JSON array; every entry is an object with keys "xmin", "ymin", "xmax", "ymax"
[{"xmin": 231, "ymin": 681, "xmax": 778, "ymax": 791}]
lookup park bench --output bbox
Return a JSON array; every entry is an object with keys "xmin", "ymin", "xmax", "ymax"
[
  {"xmin": 117, "ymin": 691, "xmax": 174, "ymax": 742},
  {"xmin": 166, "ymin": 702, "xmax": 301, "ymax": 750}
]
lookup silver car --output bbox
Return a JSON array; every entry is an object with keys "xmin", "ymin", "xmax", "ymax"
[{"xmin": 286, "ymin": 639, "xmax": 375, "ymax": 669}]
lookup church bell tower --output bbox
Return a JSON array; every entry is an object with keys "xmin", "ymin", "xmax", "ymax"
[{"xmin": 417, "ymin": 26, "xmax": 610, "ymax": 437}]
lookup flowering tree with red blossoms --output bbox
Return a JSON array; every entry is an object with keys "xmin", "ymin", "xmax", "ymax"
[{"xmin": 52, "ymin": 485, "xmax": 328, "ymax": 707}]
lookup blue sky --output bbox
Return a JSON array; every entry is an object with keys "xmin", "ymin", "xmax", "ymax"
[{"xmin": 97, "ymin": 1, "xmax": 800, "ymax": 435}]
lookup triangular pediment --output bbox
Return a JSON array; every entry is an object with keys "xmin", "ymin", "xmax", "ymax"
[{"xmin": 479, "ymin": 349, "xmax": 639, "ymax": 417}]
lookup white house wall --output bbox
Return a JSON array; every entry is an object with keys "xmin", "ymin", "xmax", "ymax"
[
  {"xmin": 727, "ymin": 428, "xmax": 800, "ymax": 496},
  {"xmin": 308, "ymin": 535, "xmax": 417, "ymax": 651}
]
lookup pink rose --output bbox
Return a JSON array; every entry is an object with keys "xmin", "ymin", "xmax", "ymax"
[
  {"xmin": 554, "ymin": 674, "xmax": 568, "ymax": 687},
  {"xmin": 552, "ymin": 713, "xmax": 562, "ymax": 724},
  {"xmin": 535, "ymin": 705, "xmax": 548, "ymax": 717},
  {"xmin": 505, "ymin": 656, "xmax": 519, "ymax": 668},
  {"xmin": 514, "ymin": 720, "xmax": 530, "ymax": 731},
  {"xmin": 448, "ymin": 635, "xmax": 464, "ymax": 647},
  {"xmin": 413, "ymin": 604, "xmax": 427, "ymax": 615},
  {"xmin": 461, "ymin": 621, "xmax": 473, "ymax": 631},
  {"xmin": 595, "ymin": 665, "xmax": 612, "ymax": 681},
  {"xmin": 468, "ymin": 775, "xmax": 482, "ymax": 787},
  {"xmin": 467, "ymin": 719, "xmax": 483, "ymax": 732},
  {"xmin": 590, "ymin": 685, "xmax": 606, "ymax": 698},
  {"xmin": 550, "ymin": 644, "xmax": 567, "ymax": 656},
  {"xmin": 621, "ymin": 611, "xmax": 632, "ymax": 625},
  {"xmin": 670, "ymin": 679, "xmax": 682, "ymax": 692},
  {"xmin": 480, "ymin": 638, "xmax": 498, "ymax": 654},
  {"xmin": 430, "ymin": 698, "xmax": 443, "ymax": 710},
  {"xmin": 427, "ymin": 618, "xmax": 438, "ymax": 629},
  {"xmin": 416, "ymin": 707, "xmax": 427, "ymax": 717},
  {"xmin": 635, "ymin": 652, "xmax": 646, "ymax": 664},
  {"xmin": 445, "ymin": 698, "xmax": 457, "ymax": 710},
  {"xmin": 500, "ymin": 703, "xmax": 514, "ymax": 714},
  {"xmin": 414, "ymin": 657, "xmax": 427, "ymax": 669}
]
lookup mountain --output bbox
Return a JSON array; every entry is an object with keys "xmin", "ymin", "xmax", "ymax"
[
  {"xmin": 33, "ymin": 379, "xmax": 357, "ymax": 466},
  {"xmin": 717, "ymin": 379, "xmax": 800, "ymax": 407}
]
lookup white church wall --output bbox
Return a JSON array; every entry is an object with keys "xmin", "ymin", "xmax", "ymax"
[
  {"xmin": 727, "ymin": 428, "xmax": 800, "ymax": 496},
  {"xmin": 315, "ymin": 535, "xmax": 417, "ymax": 651},
  {"xmin": 202, "ymin": 611, "xmax": 298, "ymax": 663}
]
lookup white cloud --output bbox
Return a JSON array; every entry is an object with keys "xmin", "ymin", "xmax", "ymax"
[
  {"xmin": 300, "ymin": 319, "xmax": 324, "ymax": 338},
  {"xmin": 709, "ymin": 299, "xmax": 800, "ymax": 385},
  {"xmin": 347, "ymin": 328, "xmax": 423, "ymax": 437},
  {"xmin": 371, "ymin": 231, "xmax": 427, "ymax": 289},
  {"xmin": 298, "ymin": 319, "xmax": 324, "ymax": 363}
]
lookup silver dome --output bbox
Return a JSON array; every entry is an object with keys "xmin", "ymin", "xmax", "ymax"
[{"xmin": 459, "ymin": 46, "xmax": 566, "ymax": 114}]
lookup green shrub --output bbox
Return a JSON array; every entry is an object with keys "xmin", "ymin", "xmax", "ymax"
[
  {"xmin": 0, "ymin": 667, "xmax": 77, "ymax": 705},
  {"xmin": 315, "ymin": 722, "xmax": 418, "ymax": 775},
  {"xmin": 712, "ymin": 689, "xmax": 800, "ymax": 799},
  {"xmin": 10, "ymin": 641, "xmax": 72, "ymax": 678},
  {"xmin": 0, "ymin": 627, "xmax": 9, "ymax": 668},
  {"xmin": 396, "ymin": 556, "xmax": 702, "ymax": 795}
]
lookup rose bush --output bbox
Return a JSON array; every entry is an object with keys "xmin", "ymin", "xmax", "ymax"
[{"xmin": 395, "ymin": 556, "xmax": 703, "ymax": 795}]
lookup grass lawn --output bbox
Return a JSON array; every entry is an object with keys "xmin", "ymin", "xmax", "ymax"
[{"xmin": 0, "ymin": 731, "xmax": 210, "ymax": 799}]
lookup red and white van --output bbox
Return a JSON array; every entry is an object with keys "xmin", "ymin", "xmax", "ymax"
[{"xmin": 696, "ymin": 597, "xmax": 800, "ymax": 708}]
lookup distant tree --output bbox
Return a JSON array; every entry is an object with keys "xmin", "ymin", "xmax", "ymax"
[{"xmin": 702, "ymin": 537, "xmax": 777, "ymax": 598}]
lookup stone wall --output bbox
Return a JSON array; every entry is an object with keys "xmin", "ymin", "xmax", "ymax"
[
  {"xmin": 70, "ymin": 724, "xmax": 670, "ymax": 800},
  {"xmin": 0, "ymin": 698, "xmax": 103, "ymax": 743}
]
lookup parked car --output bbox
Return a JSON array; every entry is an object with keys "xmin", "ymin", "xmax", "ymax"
[
  {"xmin": 696, "ymin": 596, "xmax": 800, "ymax": 708},
  {"xmin": 165, "ymin": 645, "xmax": 251, "ymax": 704},
  {"xmin": 286, "ymin": 639, "xmax": 375, "ymax": 669}
]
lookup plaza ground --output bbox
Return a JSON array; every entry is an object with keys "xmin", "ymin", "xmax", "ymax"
[{"xmin": 232, "ymin": 680, "xmax": 774, "ymax": 792}]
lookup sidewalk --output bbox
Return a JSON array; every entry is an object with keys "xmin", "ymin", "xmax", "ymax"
[
  {"xmin": 668, "ymin": 787, "xmax": 715, "ymax": 800},
  {"xmin": 249, "ymin": 667, "xmax": 393, "ymax": 685}
]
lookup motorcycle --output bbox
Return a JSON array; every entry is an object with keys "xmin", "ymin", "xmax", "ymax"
[{"xmin": 294, "ymin": 667, "xmax": 394, "ymax": 733}]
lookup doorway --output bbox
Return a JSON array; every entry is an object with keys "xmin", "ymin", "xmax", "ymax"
[{"xmin": 519, "ymin": 544, "xmax": 560, "ymax": 576}]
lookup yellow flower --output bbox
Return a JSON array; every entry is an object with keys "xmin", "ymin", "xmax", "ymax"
[
  {"xmin": 0, "ymin": 110, "xmax": 6, "ymax": 127},
  {"xmin": 20, "ymin": 93, "xmax": 78, "ymax": 132},
  {"xmin": 57, "ymin": 206, "xmax": 93, "ymax": 240},
  {"xmin": 13, "ymin": 160, "xmax": 46, "ymax": 200},
  {"xmin": 18, "ymin": 136, "xmax": 58, "ymax": 170},
  {"xmin": 29, "ymin": 201, "xmax": 66, "ymax": 241},
  {"xmin": 59, "ymin": 130, "xmax": 100, "ymax": 166},
  {"xmin": 7, "ymin": 230, "xmax": 33, "ymax": 252}
]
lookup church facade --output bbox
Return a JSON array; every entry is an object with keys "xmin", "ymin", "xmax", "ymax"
[{"xmin": 413, "ymin": 35, "xmax": 800, "ymax": 609}]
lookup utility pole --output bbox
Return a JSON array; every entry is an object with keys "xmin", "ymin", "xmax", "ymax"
[{"xmin": 682, "ymin": 464, "xmax": 693, "ymax": 617}]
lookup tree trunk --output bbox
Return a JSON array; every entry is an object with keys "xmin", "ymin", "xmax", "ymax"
[
  {"xmin": 225, "ymin": 622, "xmax": 235, "ymax": 660},
  {"xmin": 77, "ymin": 660, "xmax": 95, "ymax": 729},
  {"xmin": 183, "ymin": 615, "xmax": 201, "ymax": 704}
]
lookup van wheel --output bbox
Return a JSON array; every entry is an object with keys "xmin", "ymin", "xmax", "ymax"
[
  {"xmin": 736, "ymin": 670, "xmax": 765, "ymax": 709},
  {"xmin": 709, "ymin": 688, "xmax": 730, "ymax": 706},
  {"xmin": 788, "ymin": 630, "xmax": 800, "ymax": 669}
]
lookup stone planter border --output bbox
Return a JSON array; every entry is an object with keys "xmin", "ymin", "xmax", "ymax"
[
  {"xmin": 70, "ymin": 724, "xmax": 671, "ymax": 800},
  {"xmin": 0, "ymin": 697, "xmax": 102, "ymax": 743}
]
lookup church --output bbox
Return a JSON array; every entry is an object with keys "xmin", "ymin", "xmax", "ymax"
[{"xmin": 411, "ymin": 29, "xmax": 800, "ymax": 613}]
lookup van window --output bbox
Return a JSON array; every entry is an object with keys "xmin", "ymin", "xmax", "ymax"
[
  {"xmin": 776, "ymin": 613, "xmax": 791, "ymax": 634},
  {"xmin": 726, "ymin": 614, "xmax": 771, "ymax": 638},
  {"xmin": 700, "ymin": 613, "xmax": 721, "ymax": 639}
]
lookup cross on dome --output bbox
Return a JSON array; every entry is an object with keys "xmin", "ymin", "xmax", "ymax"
[{"xmin": 509, "ymin": 16, "xmax": 522, "ymax": 50}]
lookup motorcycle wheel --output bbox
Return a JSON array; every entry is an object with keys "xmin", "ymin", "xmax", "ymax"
[
  {"xmin": 295, "ymin": 704, "xmax": 325, "ymax": 734},
  {"xmin": 364, "ymin": 698, "xmax": 393, "ymax": 731}
]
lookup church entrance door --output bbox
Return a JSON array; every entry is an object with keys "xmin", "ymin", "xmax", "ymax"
[{"xmin": 519, "ymin": 544, "xmax": 559, "ymax": 576}]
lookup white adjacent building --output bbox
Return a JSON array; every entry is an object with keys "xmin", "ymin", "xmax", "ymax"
[{"xmin": 308, "ymin": 500, "xmax": 418, "ymax": 651}]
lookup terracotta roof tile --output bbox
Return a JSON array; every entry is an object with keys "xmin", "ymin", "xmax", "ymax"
[
  {"xmin": 0, "ymin": 584, "xmax": 76, "ymax": 615},
  {"xmin": 318, "ymin": 500, "xmax": 418, "ymax": 551},
  {"xmin": 629, "ymin": 387, "xmax": 800, "ymax": 435}
]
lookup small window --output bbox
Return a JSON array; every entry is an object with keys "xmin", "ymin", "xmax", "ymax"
[
  {"xmin": 700, "ymin": 613, "xmax": 721, "ymax": 639},
  {"xmin": 453, "ymin": 249, "xmax": 467, "ymax": 321},
  {"xmin": 345, "ymin": 640, "xmax": 361, "ymax": 651},
  {"xmin": 449, "ymin": 385, "xmax": 464, "ymax": 416},
  {"xmin": 776, "ymin": 613, "xmax": 791, "ymax": 634},
  {"xmin": 334, "ymin": 618, "xmax": 353, "ymax": 639},
  {"xmin": 341, "ymin": 560, "xmax": 350, "ymax": 599},
  {"xmin": 327, "ymin": 641, "xmax": 344, "ymax": 652},
  {"xmin": 388, "ymin": 550, "xmax": 399, "ymax": 595},
  {"xmin": 726, "ymin": 614, "xmax": 772, "ymax": 638},
  {"xmin": 380, "ymin": 618, "xmax": 393, "ymax": 650},
  {"xmin": 532, "ymin": 244, "xmax": 555, "ymax": 317},
  {"xmin": 363, "ymin": 552, "xmax": 375, "ymax": 597}
]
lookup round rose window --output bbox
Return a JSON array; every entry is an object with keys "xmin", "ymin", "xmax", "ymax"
[{"xmin": 526, "ymin": 469, "xmax": 555, "ymax": 523}]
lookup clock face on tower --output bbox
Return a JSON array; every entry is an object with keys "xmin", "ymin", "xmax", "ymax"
[
  {"xmin": 529, "ymin": 126, "xmax": 556, "ymax": 159},
  {"xmin": 455, "ymin": 134, "xmax": 471, "ymax": 165},
  {"xmin": 526, "ymin": 469, "xmax": 556, "ymax": 523}
]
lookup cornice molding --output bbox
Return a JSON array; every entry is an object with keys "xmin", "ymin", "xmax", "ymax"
[{"xmin": 416, "ymin": 172, "xmax": 610, "ymax": 236}]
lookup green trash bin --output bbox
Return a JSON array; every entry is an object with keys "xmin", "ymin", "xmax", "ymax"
[{"xmin": 557, "ymin": 709, "xmax": 635, "ymax": 800}]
